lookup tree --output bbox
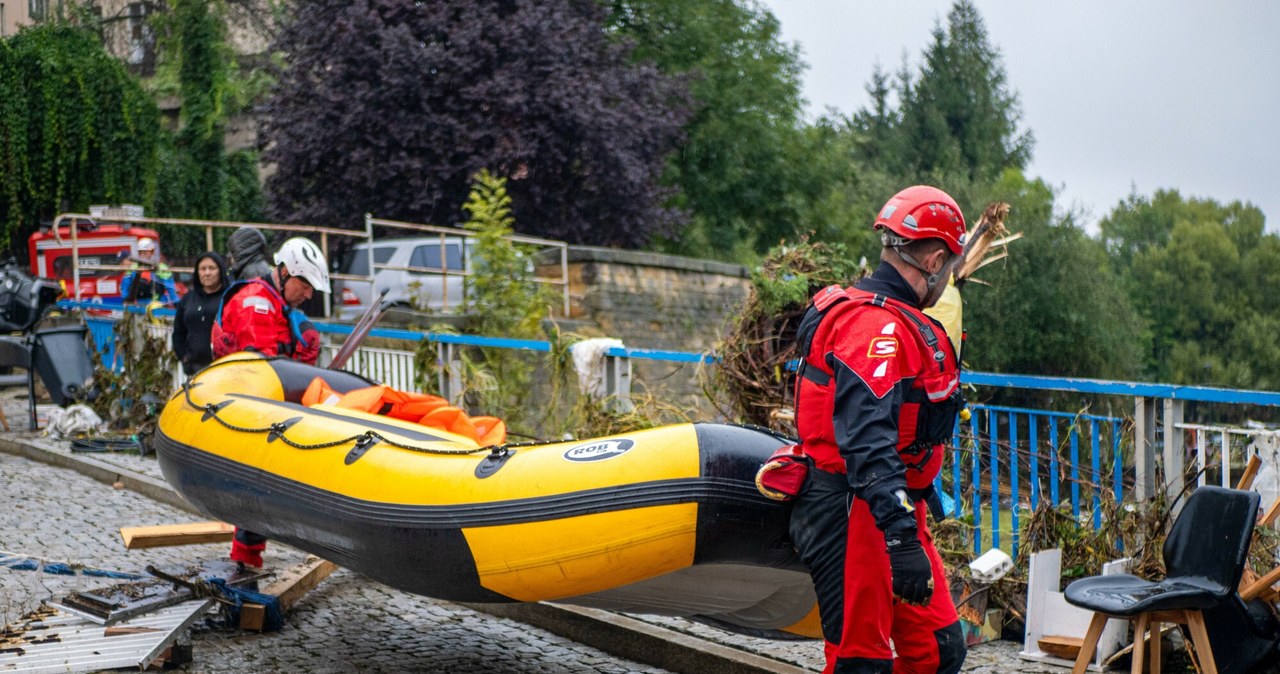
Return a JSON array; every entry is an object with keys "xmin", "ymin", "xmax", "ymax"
[
  {"xmin": 1114, "ymin": 193, "xmax": 1279, "ymax": 387},
  {"xmin": 0, "ymin": 25, "xmax": 162, "ymax": 251},
  {"xmin": 262, "ymin": 0, "xmax": 690, "ymax": 247},
  {"xmin": 462, "ymin": 170, "xmax": 550, "ymax": 339},
  {"xmin": 149, "ymin": 0, "xmax": 261, "ymax": 252},
  {"xmin": 603, "ymin": 0, "xmax": 821, "ymax": 257},
  {"xmin": 960, "ymin": 170, "xmax": 1147, "ymax": 380},
  {"xmin": 870, "ymin": 0, "xmax": 1033, "ymax": 182}
]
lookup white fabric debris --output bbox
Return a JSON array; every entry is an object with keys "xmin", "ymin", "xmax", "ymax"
[
  {"xmin": 570, "ymin": 338, "xmax": 624, "ymax": 400},
  {"xmin": 1249, "ymin": 431, "xmax": 1280, "ymax": 511},
  {"xmin": 43, "ymin": 404, "xmax": 104, "ymax": 439}
]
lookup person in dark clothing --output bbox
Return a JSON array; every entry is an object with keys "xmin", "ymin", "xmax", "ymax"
[
  {"xmin": 226, "ymin": 226, "xmax": 273, "ymax": 281},
  {"xmin": 789, "ymin": 186, "xmax": 969, "ymax": 674},
  {"xmin": 172, "ymin": 251, "xmax": 228, "ymax": 376}
]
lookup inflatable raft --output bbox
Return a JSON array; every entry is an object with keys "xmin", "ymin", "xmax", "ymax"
[{"xmin": 154, "ymin": 355, "xmax": 820, "ymax": 637}]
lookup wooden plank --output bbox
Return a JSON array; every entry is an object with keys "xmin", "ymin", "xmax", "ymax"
[
  {"xmin": 1235, "ymin": 454, "xmax": 1262, "ymax": 490},
  {"xmin": 1260, "ymin": 496, "xmax": 1280, "ymax": 528},
  {"xmin": 104, "ymin": 626, "xmax": 162, "ymax": 636},
  {"xmin": 120, "ymin": 521, "xmax": 235, "ymax": 549},
  {"xmin": 1037, "ymin": 635, "xmax": 1082, "ymax": 660},
  {"xmin": 1241, "ymin": 565, "xmax": 1280, "ymax": 602},
  {"xmin": 240, "ymin": 557, "xmax": 337, "ymax": 631}
]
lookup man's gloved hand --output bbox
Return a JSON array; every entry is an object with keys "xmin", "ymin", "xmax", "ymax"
[
  {"xmin": 294, "ymin": 319, "xmax": 320, "ymax": 364},
  {"xmin": 211, "ymin": 323, "xmax": 238, "ymax": 358},
  {"xmin": 885, "ymin": 530, "xmax": 933, "ymax": 605},
  {"xmin": 286, "ymin": 309, "xmax": 320, "ymax": 364}
]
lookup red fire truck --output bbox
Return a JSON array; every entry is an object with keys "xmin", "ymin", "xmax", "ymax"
[{"xmin": 27, "ymin": 205, "xmax": 178, "ymax": 307}]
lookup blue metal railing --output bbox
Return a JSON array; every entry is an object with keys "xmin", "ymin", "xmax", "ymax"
[{"xmin": 954, "ymin": 405, "xmax": 1126, "ymax": 558}]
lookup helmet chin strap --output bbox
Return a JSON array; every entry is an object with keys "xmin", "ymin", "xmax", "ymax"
[{"xmin": 893, "ymin": 246, "xmax": 955, "ymax": 307}]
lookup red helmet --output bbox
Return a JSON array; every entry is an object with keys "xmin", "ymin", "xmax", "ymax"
[{"xmin": 874, "ymin": 186, "xmax": 966, "ymax": 255}]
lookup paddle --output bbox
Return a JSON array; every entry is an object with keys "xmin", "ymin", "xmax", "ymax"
[{"xmin": 327, "ymin": 288, "xmax": 390, "ymax": 371}]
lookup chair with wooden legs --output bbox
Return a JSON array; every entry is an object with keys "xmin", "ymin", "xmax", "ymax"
[{"xmin": 1064, "ymin": 486, "xmax": 1261, "ymax": 674}]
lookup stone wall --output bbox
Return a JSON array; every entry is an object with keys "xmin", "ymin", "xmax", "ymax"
[
  {"xmin": 539, "ymin": 247, "xmax": 752, "ymax": 416},
  {"xmin": 548, "ymin": 246, "xmax": 750, "ymax": 352}
]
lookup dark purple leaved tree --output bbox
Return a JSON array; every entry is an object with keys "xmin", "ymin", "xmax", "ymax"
[{"xmin": 261, "ymin": 0, "xmax": 691, "ymax": 247}]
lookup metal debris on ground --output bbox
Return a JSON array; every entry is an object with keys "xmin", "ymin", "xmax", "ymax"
[
  {"xmin": 0, "ymin": 599, "xmax": 208, "ymax": 673},
  {"xmin": 50, "ymin": 560, "xmax": 266, "ymax": 625}
]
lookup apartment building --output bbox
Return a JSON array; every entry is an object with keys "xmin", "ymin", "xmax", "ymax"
[
  {"xmin": 2, "ymin": 1, "xmax": 158, "ymax": 72},
  {"xmin": 2, "ymin": 1, "xmax": 269, "ymax": 75}
]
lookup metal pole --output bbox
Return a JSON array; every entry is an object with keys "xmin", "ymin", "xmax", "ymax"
[
  {"xmin": 320, "ymin": 231, "xmax": 330, "ymax": 318},
  {"xmin": 561, "ymin": 245, "xmax": 570, "ymax": 317},
  {"xmin": 365, "ymin": 214, "xmax": 376, "ymax": 314},
  {"xmin": 1163, "ymin": 398, "xmax": 1186, "ymax": 511},
  {"xmin": 70, "ymin": 218, "xmax": 81, "ymax": 303},
  {"xmin": 439, "ymin": 232, "xmax": 449, "ymax": 313},
  {"xmin": 1133, "ymin": 396, "xmax": 1158, "ymax": 501}
]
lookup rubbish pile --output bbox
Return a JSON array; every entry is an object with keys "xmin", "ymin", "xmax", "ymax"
[{"xmin": 0, "ymin": 523, "xmax": 335, "ymax": 673}]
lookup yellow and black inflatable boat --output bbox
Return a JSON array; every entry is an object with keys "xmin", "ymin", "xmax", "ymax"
[{"xmin": 155, "ymin": 355, "xmax": 821, "ymax": 637}]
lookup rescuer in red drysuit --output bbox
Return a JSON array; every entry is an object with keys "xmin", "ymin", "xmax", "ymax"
[
  {"xmin": 211, "ymin": 237, "xmax": 330, "ymax": 567},
  {"xmin": 789, "ymin": 185, "xmax": 968, "ymax": 674}
]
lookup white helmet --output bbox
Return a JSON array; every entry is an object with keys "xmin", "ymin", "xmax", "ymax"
[
  {"xmin": 274, "ymin": 237, "xmax": 330, "ymax": 293},
  {"xmin": 137, "ymin": 237, "xmax": 157, "ymax": 253}
]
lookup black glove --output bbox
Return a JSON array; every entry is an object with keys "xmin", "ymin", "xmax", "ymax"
[{"xmin": 885, "ymin": 530, "xmax": 933, "ymax": 606}]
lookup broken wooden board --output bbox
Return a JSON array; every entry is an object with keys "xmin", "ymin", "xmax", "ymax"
[
  {"xmin": 240, "ymin": 556, "xmax": 338, "ymax": 631},
  {"xmin": 0, "ymin": 599, "xmax": 209, "ymax": 673},
  {"xmin": 1037, "ymin": 635, "xmax": 1082, "ymax": 660},
  {"xmin": 119, "ymin": 521, "xmax": 235, "ymax": 549}
]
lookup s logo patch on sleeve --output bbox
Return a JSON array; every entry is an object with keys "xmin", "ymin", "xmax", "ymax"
[{"xmin": 867, "ymin": 337, "xmax": 899, "ymax": 358}]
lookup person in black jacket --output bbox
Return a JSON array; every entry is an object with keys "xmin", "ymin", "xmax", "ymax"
[
  {"xmin": 226, "ymin": 226, "xmax": 273, "ymax": 281},
  {"xmin": 172, "ymin": 251, "xmax": 228, "ymax": 376}
]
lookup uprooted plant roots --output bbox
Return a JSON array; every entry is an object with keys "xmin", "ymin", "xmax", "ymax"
[{"xmin": 708, "ymin": 237, "xmax": 867, "ymax": 433}]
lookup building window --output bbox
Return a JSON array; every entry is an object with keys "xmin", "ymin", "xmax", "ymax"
[
  {"xmin": 127, "ymin": 2, "xmax": 149, "ymax": 65},
  {"xmin": 28, "ymin": 0, "xmax": 45, "ymax": 21}
]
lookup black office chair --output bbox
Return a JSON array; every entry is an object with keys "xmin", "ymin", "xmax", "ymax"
[{"xmin": 1063, "ymin": 485, "xmax": 1261, "ymax": 674}]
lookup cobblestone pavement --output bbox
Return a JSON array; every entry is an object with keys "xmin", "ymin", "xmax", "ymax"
[{"xmin": 0, "ymin": 388, "xmax": 1102, "ymax": 673}]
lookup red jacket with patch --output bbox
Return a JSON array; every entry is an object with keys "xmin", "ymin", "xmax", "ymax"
[
  {"xmin": 211, "ymin": 278, "xmax": 315, "ymax": 364},
  {"xmin": 794, "ymin": 265, "xmax": 962, "ymax": 532}
]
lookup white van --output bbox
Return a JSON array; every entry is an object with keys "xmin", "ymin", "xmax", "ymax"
[{"xmin": 335, "ymin": 237, "xmax": 473, "ymax": 320}]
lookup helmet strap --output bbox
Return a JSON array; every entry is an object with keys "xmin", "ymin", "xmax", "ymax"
[
  {"xmin": 894, "ymin": 247, "xmax": 940, "ymax": 287},
  {"xmin": 894, "ymin": 246, "xmax": 955, "ymax": 307}
]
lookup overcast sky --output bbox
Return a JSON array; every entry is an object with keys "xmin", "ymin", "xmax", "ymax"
[{"xmin": 758, "ymin": 0, "xmax": 1280, "ymax": 232}]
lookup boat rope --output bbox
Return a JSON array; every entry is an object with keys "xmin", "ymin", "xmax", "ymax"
[
  {"xmin": 181, "ymin": 361, "xmax": 493, "ymax": 456},
  {"xmin": 180, "ymin": 359, "xmax": 793, "ymax": 459}
]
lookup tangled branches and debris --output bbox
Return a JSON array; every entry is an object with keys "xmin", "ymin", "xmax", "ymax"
[{"xmin": 708, "ymin": 237, "xmax": 867, "ymax": 433}]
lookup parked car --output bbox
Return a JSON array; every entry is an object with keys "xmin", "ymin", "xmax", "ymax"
[{"xmin": 334, "ymin": 237, "xmax": 474, "ymax": 320}]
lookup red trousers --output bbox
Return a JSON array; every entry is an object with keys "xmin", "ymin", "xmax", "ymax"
[
  {"xmin": 790, "ymin": 470, "xmax": 965, "ymax": 674},
  {"xmin": 230, "ymin": 527, "xmax": 267, "ymax": 567}
]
